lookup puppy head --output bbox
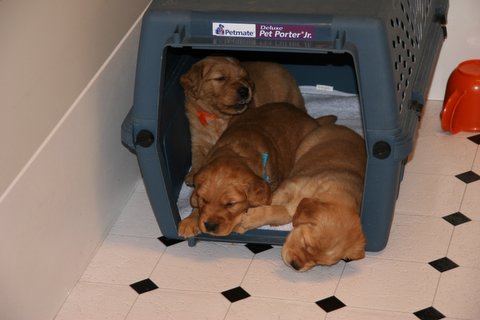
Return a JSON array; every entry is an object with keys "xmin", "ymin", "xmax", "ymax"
[
  {"xmin": 282, "ymin": 198, "xmax": 365, "ymax": 272},
  {"xmin": 180, "ymin": 56, "xmax": 254, "ymax": 116},
  {"xmin": 190, "ymin": 160, "xmax": 271, "ymax": 236}
]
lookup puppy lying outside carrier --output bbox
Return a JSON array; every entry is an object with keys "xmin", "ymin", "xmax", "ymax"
[{"xmin": 121, "ymin": 0, "xmax": 448, "ymax": 251}]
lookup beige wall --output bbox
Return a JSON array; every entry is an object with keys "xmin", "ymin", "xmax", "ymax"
[
  {"xmin": 0, "ymin": 0, "xmax": 149, "ymax": 195},
  {"xmin": 0, "ymin": 1, "xmax": 149, "ymax": 319}
]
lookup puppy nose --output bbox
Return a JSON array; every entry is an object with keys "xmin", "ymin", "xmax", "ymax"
[
  {"xmin": 204, "ymin": 221, "xmax": 219, "ymax": 232},
  {"xmin": 237, "ymin": 86, "xmax": 250, "ymax": 99},
  {"xmin": 290, "ymin": 260, "xmax": 301, "ymax": 271}
]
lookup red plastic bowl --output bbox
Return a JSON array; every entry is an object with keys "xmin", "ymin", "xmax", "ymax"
[{"xmin": 441, "ymin": 59, "xmax": 480, "ymax": 134}]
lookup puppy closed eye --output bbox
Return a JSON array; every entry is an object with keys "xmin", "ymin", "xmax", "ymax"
[
  {"xmin": 210, "ymin": 74, "xmax": 226, "ymax": 81},
  {"xmin": 224, "ymin": 201, "xmax": 235, "ymax": 208}
]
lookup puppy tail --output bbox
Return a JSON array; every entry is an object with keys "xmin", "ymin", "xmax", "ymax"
[{"xmin": 315, "ymin": 115, "xmax": 337, "ymax": 126}]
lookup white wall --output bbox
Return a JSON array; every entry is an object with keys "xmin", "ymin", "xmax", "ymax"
[
  {"xmin": 429, "ymin": 0, "xmax": 480, "ymax": 100},
  {"xmin": 0, "ymin": 1, "xmax": 149, "ymax": 320}
]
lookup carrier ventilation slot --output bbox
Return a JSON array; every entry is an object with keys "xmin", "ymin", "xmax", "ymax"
[{"xmin": 389, "ymin": 0, "xmax": 432, "ymax": 113}]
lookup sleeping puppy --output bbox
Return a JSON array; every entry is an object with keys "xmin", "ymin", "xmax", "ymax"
[
  {"xmin": 237, "ymin": 123, "xmax": 367, "ymax": 271},
  {"xmin": 180, "ymin": 56, "xmax": 305, "ymax": 185},
  {"xmin": 177, "ymin": 102, "xmax": 318, "ymax": 238}
]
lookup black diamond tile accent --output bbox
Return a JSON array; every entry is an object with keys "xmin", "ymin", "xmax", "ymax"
[
  {"xmin": 315, "ymin": 296, "xmax": 346, "ymax": 313},
  {"xmin": 221, "ymin": 286, "xmax": 251, "ymax": 303},
  {"xmin": 468, "ymin": 134, "xmax": 480, "ymax": 145},
  {"xmin": 455, "ymin": 171, "xmax": 480, "ymax": 184},
  {"xmin": 245, "ymin": 243, "xmax": 274, "ymax": 254},
  {"xmin": 414, "ymin": 306, "xmax": 445, "ymax": 320},
  {"xmin": 443, "ymin": 212, "xmax": 472, "ymax": 226},
  {"xmin": 130, "ymin": 278, "xmax": 158, "ymax": 294},
  {"xmin": 158, "ymin": 236, "xmax": 184, "ymax": 247},
  {"xmin": 429, "ymin": 257, "xmax": 459, "ymax": 273}
]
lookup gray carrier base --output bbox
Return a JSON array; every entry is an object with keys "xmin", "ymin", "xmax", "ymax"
[{"xmin": 121, "ymin": 0, "xmax": 448, "ymax": 251}]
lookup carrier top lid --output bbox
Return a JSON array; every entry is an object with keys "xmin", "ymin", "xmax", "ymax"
[{"xmin": 149, "ymin": 0, "xmax": 447, "ymax": 19}]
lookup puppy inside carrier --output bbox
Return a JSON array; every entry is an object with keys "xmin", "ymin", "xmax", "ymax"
[{"xmin": 121, "ymin": 0, "xmax": 448, "ymax": 251}]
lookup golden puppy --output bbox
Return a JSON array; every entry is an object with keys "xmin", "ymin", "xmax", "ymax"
[
  {"xmin": 180, "ymin": 56, "xmax": 305, "ymax": 185},
  {"xmin": 177, "ymin": 102, "xmax": 318, "ymax": 238},
  {"xmin": 237, "ymin": 124, "xmax": 367, "ymax": 271}
]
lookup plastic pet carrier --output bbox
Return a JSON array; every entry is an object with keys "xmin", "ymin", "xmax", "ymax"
[{"xmin": 122, "ymin": 0, "xmax": 448, "ymax": 251}]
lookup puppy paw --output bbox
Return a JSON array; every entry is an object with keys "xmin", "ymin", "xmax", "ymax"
[
  {"xmin": 233, "ymin": 224, "xmax": 248, "ymax": 234},
  {"xmin": 178, "ymin": 217, "xmax": 201, "ymax": 238},
  {"xmin": 236, "ymin": 210, "xmax": 258, "ymax": 233},
  {"xmin": 184, "ymin": 172, "xmax": 194, "ymax": 187}
]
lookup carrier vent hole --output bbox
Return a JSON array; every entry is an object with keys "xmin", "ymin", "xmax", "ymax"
[{"xmin": 390, "ymin": 0, "xmax": 433, "ymax": 112}]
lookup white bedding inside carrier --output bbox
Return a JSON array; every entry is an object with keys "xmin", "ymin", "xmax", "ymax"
[{"xmin": 177, "ymin": 86, "xmax": 362, "ymax": 231}]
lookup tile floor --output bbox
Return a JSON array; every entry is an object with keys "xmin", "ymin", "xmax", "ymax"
[{"xmin": 55, "ymin": 100, "xmax": 480, "ymax": 320}]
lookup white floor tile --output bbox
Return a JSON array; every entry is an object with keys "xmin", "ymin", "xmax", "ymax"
[
  {"xmin": 434, "ymin": 267, "xmax": 480, "ymax": 319},
  {"xmin": 110, "ymin": 190, "xmax": 161, "ymax": 238},
  {"xmin": 396, "ymin": 172, "xmax": 465, "ymax": 216},
  {"xmin": 336, "ymin": 257, "xmax": 439, "ymax": 313},
  {"xmin": 225, "ymin": 297, "xmax": 325, "ymax": 320},
  {"xmin": 150, "ymin": 241, "xmax": 253, "ymax": 292},
  {"xmin": 126, "ymin": 289, "xmax": 230, "ymax": 320},
  {"xmin": 448, "ymin": 221, "xmax": 480, "ymax": 268},
  {"xmin": 241, "ymin": 247, "xmax": 345, "ymax": 302},
  {"xmin": 368, "ymin": 213, "xmax": 452, "ymax": 262},
  {"xmin": 54, "ymin": 282, "xmax": 137, "ymax": 320},
  {"xmin": 460, "ymin": 181, "xmax": 480, "ymax": 221},
  {"xmin": 417, "ymin": 100, "xmax": 446, "ymax": 137},
  {"xmin": 80, "ymin": 234, "xmax": 165, "ymax": 285},
  {"xmin": 134, "ymin": 180, "xmax": 147, "ymax": 193},
  {"xmin": 472, "ymin": 149, "xmax": 480, "ymax": 172},
  {"xmin": 326, "ymin": 306, "xmax": 418, "ymax": 320},
  {"xmin": 406, "ymin": 135, "xmax": 477, "ymax": 175}
]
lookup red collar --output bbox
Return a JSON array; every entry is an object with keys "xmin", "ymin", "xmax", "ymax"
[{"xmin": 197, "ymin": 111, "xmax": 218, "ymax": 126}]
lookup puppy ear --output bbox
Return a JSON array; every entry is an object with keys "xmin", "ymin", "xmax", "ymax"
[
  {"xmin": 344, "ymin": 215, "xmax": 366, "ymax": 261},
  {"xmin": 247, "ymin": 176, "xmax": 272, "ymax": 207},
  {"xmin": 344, "ymin": 242, "xmax": 366, "ymax": 261},
  {"xmin": 292, "ymin": 197, "xmax": 324, "ymax": 227},
  {"xmin": 180, "ymin": 63, "xmax": 203, "ymax": 96},
  {"xmin": 315, "ymin": 114, "xmax": 337, "ymax": 126},
  {"xmin": 190, "ymin": 189, "xmax": 199, "ymax": 208}
]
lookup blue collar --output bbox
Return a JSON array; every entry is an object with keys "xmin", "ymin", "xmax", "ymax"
[{"xmin": 262, "ymin": 152, "xmax": 270, "ymax": 183}]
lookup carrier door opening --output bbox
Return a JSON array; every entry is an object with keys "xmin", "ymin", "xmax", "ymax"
[{"xmin": 159, "ymin": 47, "xmax": 364, "ymax": 233}]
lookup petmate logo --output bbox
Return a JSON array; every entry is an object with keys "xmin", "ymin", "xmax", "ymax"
[{"xmin": 212, "ymin": 22, "xmax": 256, "ymax": 38}]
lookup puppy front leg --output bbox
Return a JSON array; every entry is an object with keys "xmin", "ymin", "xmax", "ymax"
[
  {"xmin": 234, "ymin": 205, "xmax": 292, "ymax": 234},
  {"xmin": 185, "ymin": 142, "xmax": 210, "ymax": 186},
  {"xmin": 178, "ymin": 209, "xmax": 201, "ymax": 238}
]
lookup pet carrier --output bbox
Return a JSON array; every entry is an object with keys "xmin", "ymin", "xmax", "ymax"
[{"xmin": 122, "ymin": 0, "xmax": 448, "ymax": 251}]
